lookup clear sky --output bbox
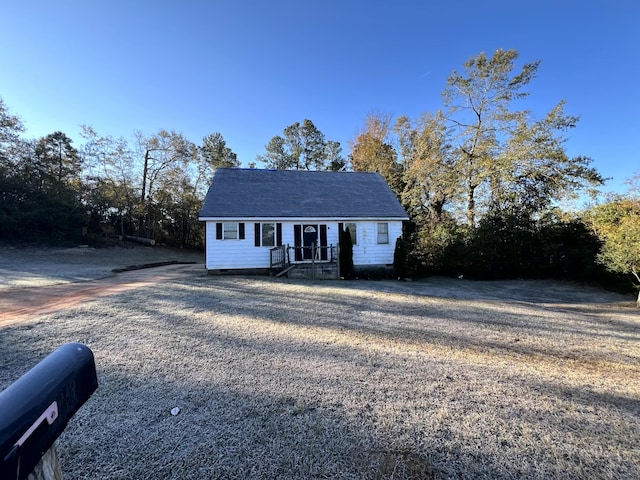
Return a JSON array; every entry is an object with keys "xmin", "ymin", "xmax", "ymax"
[{"xmin": 1, "ymin": 1, "xmax": 638, "ymax": 195}]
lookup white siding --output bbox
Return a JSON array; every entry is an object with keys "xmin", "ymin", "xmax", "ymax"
[
  {"xmin": 351, "ymin": 221, "xmax": 402, "ymax": 266},
  {"xmin": 204, "ymin": 219, "xmax": 403, "ymax": 270},
  {"xmin": 205, "ymin": 221, "xmax": 268, "ymax": 269}
]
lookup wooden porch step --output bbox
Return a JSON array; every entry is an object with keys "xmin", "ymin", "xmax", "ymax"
[{"xmin": 275, "ymin": 265, "xmax": 296, "ymax": 277}]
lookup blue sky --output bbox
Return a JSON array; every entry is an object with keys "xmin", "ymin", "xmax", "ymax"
[{"xmin": 1, "ymin": 1, "xmax": 638, "ymax": 195}]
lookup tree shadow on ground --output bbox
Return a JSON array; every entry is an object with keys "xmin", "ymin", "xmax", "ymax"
[{"xmin": 1, "ymin": 275, "xmax": 639, "ymax": 479}]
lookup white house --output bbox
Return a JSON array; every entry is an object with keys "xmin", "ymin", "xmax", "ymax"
[{"xmin": 198, "ymin": 168, "xmax": 409, "ymax": 276}]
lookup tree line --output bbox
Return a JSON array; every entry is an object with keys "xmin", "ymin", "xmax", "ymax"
[
  {"xmin": 0, "ymin": 48, "xmax": 637, "ymax": 301},
  {"xmin": 258, "ymin": 50, "xmax": 639, "ymax": 301},
  {"xmin": 0, "ymin": 102, "xmax": 239, "ymax": 248}
]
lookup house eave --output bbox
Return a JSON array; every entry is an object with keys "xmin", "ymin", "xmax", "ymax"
[{"xmin": 199, "ymin": 216, "xmax": 409, "ymax": 222}]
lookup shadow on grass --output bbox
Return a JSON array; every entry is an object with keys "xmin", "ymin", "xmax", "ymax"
[
  {"xmin": 141, "ymin": 276, "xmax": 640, "ymax": 368},
  {"xmin": 1, "ymin": 275, "xmax": 639, "ymax": 479},
  {"xmin": 0, "ymin": 324, "xmax": 447, "ymax": 479}
]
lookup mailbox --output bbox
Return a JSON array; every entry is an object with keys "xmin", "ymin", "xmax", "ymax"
[{"xmin": 0, "ymin": 342, "xmax": 98, "ymax": 480}]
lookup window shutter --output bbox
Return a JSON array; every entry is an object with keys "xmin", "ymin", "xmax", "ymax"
[
  {"xmin": 320, "ymin": 224, "xmax": 328, "ymax": 260},
  {"xmin": 320, "ymin": 224, "xmax": 327, "ymax": 246},
  {"xmin": 216, "ymin": 223, "xmax": 222, "ymax": 240},
  {"xmin": 276, "ymin": 223, "xmax": 282, "ymax": 246},
  {"xmin": 254, "ymin": 223, "xmax": 261, "ymax": 247},
  {"xmin": 338, "ymin": 222, "xmax": 343, "ymax": 233},
  {"xmin": 239, "ymin": 223, "xmax": 245, "ymax": 240},
  {"xmin": 294, "ymin": 224, "xmax": 302, "ymax": 262}
]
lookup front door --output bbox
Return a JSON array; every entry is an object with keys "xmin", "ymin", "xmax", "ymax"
[
  {"xmin": 302, "ymin": 225, "xmax": 317, "ymax": 260},
  {"xmin": 294, "ymin": 224, "xmax": 328, "ymax": 261}
]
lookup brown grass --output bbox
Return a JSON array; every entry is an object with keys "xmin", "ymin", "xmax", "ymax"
[{"xmin": 0, "ymin": 255, "xmax": 639, "ymax": 479}]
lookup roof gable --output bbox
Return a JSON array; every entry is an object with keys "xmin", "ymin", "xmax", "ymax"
[{"xmin": 199, "ymin": 168, "xmax": 408, "ymax": 219}]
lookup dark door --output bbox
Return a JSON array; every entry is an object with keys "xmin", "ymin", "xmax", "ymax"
[
  {"xmin": 302, "ymin": 225, "xmax": 317, "ymax": 260},
  {"xmin": 294, "ymin": 224, "xmax": 327, "ymax": 261}
]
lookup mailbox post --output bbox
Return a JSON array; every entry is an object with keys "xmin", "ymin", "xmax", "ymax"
[{"xmin": 0, "ymin": 343, "xmax": 98, "ymax": 480}]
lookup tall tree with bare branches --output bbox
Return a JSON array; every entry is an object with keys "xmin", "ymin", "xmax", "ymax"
[{"xmin": 444, "ymin": 49, "xmax": 603, "ymax": 224}]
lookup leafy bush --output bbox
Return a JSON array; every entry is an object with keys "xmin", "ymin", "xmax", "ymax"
[{"xmin": 407, "ymin": 208, "xmax": 614, "ymax": 283}]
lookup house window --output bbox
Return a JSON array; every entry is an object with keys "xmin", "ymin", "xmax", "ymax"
[
  {"xmin": 223, "ymin": 223, "xmax": 238, "ymax": 239},
  {"xmin": 216, "ymin": 222, "xmax": 245, "ymax": 240},
  {"xmin": 262, "ymin": 223, "xmax": 275, "ymax": 247},
  {"xmin": 345, "ymin": 223, "xmax": 357, "ymax": 245},
  {"xmin": 254, "ymin": 222, "xmax": 281, "ymax": 247},
  {"xmin": 377, "ymin": 222, "xmax": 389, "ymax": 244}
]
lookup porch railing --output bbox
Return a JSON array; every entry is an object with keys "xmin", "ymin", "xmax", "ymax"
[
  {"xmin": 270, "ymin": 243, "xmax": 337, "ymax": 271},
  {"xmin": 270, "ymin": 245, "xmax": 287, "ymax": 270},
  {"xmin": 289, "ymin": 243, "xmax": 337, "ymax": 263}
]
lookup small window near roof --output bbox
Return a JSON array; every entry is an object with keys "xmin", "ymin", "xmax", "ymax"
[
  {"xmin": 345, "ymin": 223, "xmax": 357, "ymax": 245},
  {"xmin": 223, "ymin": 222, "xmax": 238, "ymax": 240},
  {"xmin": 377, "ymin": 223, "xmax": 389, "ymax": 244}
]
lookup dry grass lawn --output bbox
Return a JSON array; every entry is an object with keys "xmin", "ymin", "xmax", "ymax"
[{"xmin": 1, "ymin": 247, "xmax": 639, "ymax": 479}]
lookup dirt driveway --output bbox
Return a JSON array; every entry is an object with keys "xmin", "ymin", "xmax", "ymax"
[
  {"xmin": 0, "ymin": 244, "xmax": 206, "ymax": 326},
  {"xmin": 0, "ymin": 263, "xmax": 205, "ymax": 326}
]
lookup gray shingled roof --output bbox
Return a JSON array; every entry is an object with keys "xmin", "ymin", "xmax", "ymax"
[{"xmin": 199, "ymin": 168, "xmax": 408, "ymax": 219}]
